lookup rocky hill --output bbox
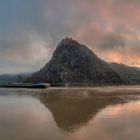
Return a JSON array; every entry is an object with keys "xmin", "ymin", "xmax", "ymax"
[
  {"xmin": 110, "ymin": 63, "xmax": 140, "ymax": 84},
  {"xmin": 27, "ymin": 38, "xmax": 123, "ymax": 85},
  {"xmin": 0, "ymin": 73, "xmax": 32, "ymax": 83}
]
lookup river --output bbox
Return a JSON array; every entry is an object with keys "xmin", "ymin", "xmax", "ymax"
[{"xmin": 0, "ymin": 86, "xmax": 140, "ymax": 140}]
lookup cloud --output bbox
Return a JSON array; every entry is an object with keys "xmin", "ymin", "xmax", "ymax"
[
  {"xmin": 0, "ymin": 0, "xmax": 140, "ymax": 73},
  {"xmin": 0, "ymin": 28, "xmax": 53, "ymax": 73},
  {"xmin": 98, "ymin": 33, "xmax": 125, "ymax": 50}
]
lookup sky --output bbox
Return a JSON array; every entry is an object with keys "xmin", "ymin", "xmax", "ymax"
[{"xmin": 0, "ymin": 0, "xmax": 140, "ymax": 73}]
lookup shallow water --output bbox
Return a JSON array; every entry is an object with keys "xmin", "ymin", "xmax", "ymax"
[{"xmin": 0, "ymin": 86, "xmax": 140, "ymax": 140}]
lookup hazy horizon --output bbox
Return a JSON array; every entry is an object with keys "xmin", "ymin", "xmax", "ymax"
[{"xmin": 0, "ymin": 0, "xmax": 140, "ymax": 73}]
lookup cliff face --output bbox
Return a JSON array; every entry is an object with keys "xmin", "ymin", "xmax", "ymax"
[{"xmin": 27, "ymin": 38, "xmax": 123, "ymax": 84}]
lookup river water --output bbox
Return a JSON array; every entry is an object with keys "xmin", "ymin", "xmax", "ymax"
[{"xmin": 0, "ymin": 86, "xmax": 140, "ymax": 140}]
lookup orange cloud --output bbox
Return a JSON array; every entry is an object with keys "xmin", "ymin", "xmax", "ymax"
[{"xmin": 96, "ymin": 46, "xmax": 140, "ymax": 66}]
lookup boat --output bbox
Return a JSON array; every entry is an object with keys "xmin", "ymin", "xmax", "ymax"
[
  {"xmin": 0, "ymin": 83, "xmax": 50, "ymax": 89},
  {"xmin": 32, "ymin": 83, "xmax": 50, "ymax": 88}
]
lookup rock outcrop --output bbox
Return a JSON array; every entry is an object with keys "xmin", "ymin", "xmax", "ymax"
[
  {"xmin": 110, "ymin": 63, "xmax": 140, "ymax": 84},
  {"xmin": 27, "ymin": 38, "xmax": 123, "ymax": 84}
]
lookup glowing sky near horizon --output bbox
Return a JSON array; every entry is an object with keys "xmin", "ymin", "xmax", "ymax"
[{"xmin": 0, "ymin": 0, "xmax": 140, "ymax": 73}]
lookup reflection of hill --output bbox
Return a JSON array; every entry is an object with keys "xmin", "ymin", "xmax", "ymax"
[{"xmin": 37, "ymin": 88, "xmax": 124, "ymax": 132}]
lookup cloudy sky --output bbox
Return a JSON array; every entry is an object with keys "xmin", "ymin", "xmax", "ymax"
[{"xmin": 0, "ymin": 0, "xmax": 140, "ymax": 73}]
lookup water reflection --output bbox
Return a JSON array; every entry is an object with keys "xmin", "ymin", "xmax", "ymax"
[
  {"xmin": 38, "ymin": 88, "xmax": 124, "ymax": 132},
  {"xmin": 0, "ymin": 87, "xmax": 140, "ymax": 140},
  {"xmin": 0, "ymin": 90, "xmax": 67, "ymax": 140},
  {"xmin": 72, "ymin": 102, "xmax": 140, "ymax": 140}
]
